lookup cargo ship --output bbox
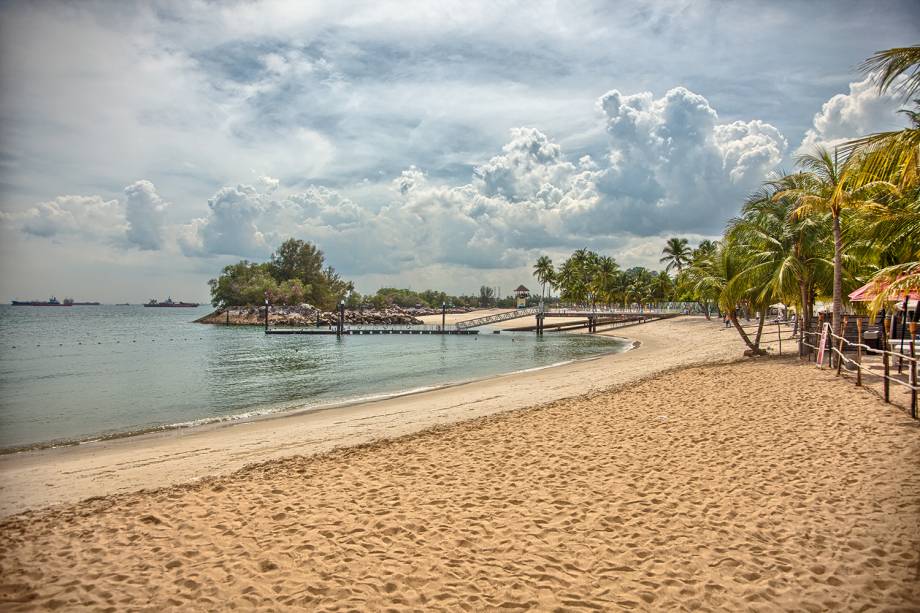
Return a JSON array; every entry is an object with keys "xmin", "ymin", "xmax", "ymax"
[
  {"xmin": 144, "ymin": 297, "xmax": 199, "ymax": 308},
  {"xmin": 11, "ymin": 296, "xmax": 73, "ymax": 306}
]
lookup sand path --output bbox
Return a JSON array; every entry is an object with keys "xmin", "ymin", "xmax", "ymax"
[
  {"xmin": 1, "ymin": 358, "xmax": 917, "ymax": 610},
  {"xmin": 0, "ymin": 317, "xmax": 740, "ymax": 517}
]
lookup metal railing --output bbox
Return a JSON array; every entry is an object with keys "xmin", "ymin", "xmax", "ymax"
[{"xmin": 454, "ymin": 307, "xmax": 540, "ymax": 329}]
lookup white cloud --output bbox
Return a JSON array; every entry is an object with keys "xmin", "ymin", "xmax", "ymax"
[
  {"xmin": 20, "ymin": 83, "xmax": 787, "ymax": 278},
  {"xmin": 19, "ymin": 195, "xmax": 126, "ymax": 240},
  {"xmin": 5, "ymin": 181, "xmax": 169, "ymax": 250},
  {"xmin": 124, "ymin": 180, "xmax": 168, "ymax": 250},
  {"xmin": 797, "ymin": 74, "xmax": 908, "ymax": 154},
  {"xmin": 258, "ymin": 175, "xmax": 280, "ymax": 193},
  {"xmin": 586, "ymin": 86, "xmax": 786, "ymax": 235},
  {"xmin": 473, "ymin": 127, "xmax": 578, "ymax": 201}
]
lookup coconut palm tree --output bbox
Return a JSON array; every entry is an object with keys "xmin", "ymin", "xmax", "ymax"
[
  {"xmin": 592, "ymin": 256, "xmax": 620, "ymax": 307},
  {"xmin": 860, "ymin": 44, "xmax": 920, "ymax": 101},
  {"xmin": 651, "ymin": 271, "xmax": 673, "ymax": 305},
  {"xmin": 775, "ymin": 147, "xmax": 892, "ymax": 337},
  {"xmin": 728, "ymin": 180, "xmax": 834, "ymax": 353},
  {"xmin": 660, "ymin": 237, "xmax": 692, "ymax": 275},
  {"xmin": 533, "ymin": 255, "xmax": 555, "ymax": 304},
  {"xmin": 844, "ymin": 46, "xmax": 920, "ymax": 312}
]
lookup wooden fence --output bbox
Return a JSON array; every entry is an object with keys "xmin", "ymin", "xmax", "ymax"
[{"xmin": 798, "ymin": 315, "xmax": 918, "ymax": 419}]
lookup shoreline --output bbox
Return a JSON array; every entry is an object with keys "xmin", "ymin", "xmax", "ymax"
[
  {"xmin": 4, "ymin": 352, "xmax": 917, "ymax": 609},
  {"xmin": 0, "ymin": 317, "xmax": 739, "ymax": 518},
  {"xmin": 0, "ymin": 333, "xmax": 632, "ymax": 457}
]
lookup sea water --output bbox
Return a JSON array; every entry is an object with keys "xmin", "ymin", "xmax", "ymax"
[{"xmin": 0, "ymin": 305, "xmax": 628, "ymax": 451}]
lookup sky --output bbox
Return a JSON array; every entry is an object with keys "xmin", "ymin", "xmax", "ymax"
[{"xmin": 0, "ymin": 0, "xmax": 917, "ymax": 303}]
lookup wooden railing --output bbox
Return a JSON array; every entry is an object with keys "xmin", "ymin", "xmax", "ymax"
[{"xmin": 801, "ymin": 316, "xmax": 918, "ymax": 418}]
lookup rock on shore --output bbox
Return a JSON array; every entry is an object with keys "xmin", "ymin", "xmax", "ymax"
[{"xmin": 195, "ymin": 304, "xmax": 476, "ymax": 327}]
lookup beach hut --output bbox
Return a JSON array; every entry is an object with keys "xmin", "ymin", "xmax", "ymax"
[
  {"xmin": 849, "ymin": 280, "xmax": 919, "ymax": 345},
  {"xmin": 514, "ymin": 285, "xmax": 530, "ymax": 309},
  {"xmin": 848, "ymin": 279, "xmax": 919, "ymax": 303}
]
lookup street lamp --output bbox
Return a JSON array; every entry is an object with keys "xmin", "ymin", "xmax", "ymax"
[{"xmin": 441, "ymin": 301, "xmax": 446, "ymax": 332}]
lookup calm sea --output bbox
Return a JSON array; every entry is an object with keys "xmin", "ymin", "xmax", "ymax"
[{"xmin": 0, "ymin": 305, "xmax": 627, "ymax": 451}]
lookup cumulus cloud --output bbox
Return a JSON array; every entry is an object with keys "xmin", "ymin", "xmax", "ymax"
[
  {"xmin": 4, "ymin": 181, "xmax": 169, "ymax": 250},
  {"xmin": 19, "ymin": 195, "xmax": 126, "ymax": 240},
  {"xmin": 473, "ymin": 127, "xmax": 578, "ymax": 201},
  {"xmin": 797, "ymin": 74, "xmax": 908, "ymax": 154},
  {"xmin": 586, "ymin": 86, "xmax": 786, "ymax": 235},
  {"xmin": 258, "ymin": 175, "xmax": 280, "ymax": 193},
  {"xmin": 177, "ymin": 182, "xmax": 383, "ymax": 272},
  {"xmin": 39, "ymin": 84, "xmax": 779, "ymax": 275},
  {"xmin": 124, "ymin": 180, "xmax": 168, "ymax": 250}
]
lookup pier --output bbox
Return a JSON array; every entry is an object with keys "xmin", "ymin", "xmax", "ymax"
[{"xmin": 263, "ymin": 301, "xmax": 683, "ymax": 337}]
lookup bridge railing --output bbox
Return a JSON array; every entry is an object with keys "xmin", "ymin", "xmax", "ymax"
[{"xmin": 454, "ymin": 307, "xmax": 540, "ymax": 329}]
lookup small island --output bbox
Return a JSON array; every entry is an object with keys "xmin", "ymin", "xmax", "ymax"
[{"xmin": 197, "ymin": 238, "xmax": 480, "ymax": 326}]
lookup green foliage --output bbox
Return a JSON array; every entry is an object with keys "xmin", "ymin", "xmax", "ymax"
[
  {"xmin": 535, "ymin": 250, "xmax": 688, "ymax": 309},
  {"xmin": 358, "ymin": 287, "xmax": 479, "ymax": 309},
  {"xmin": 660, "ymin": 237, "xmax": 692, "ymax": 274},
  {"xmin": 208, "ymin": 239, "xmax": 353, "ymax": 309}
]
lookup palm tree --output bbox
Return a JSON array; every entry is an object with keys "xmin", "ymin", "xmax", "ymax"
[
  {"xmin": 533, "ymin": 256, "xmax": 554, "ymax": 304},
  {"xmin": 847, "ymin": 46, "xmax": 920, "ymax": 311},
  {"xmin": 651, "ymin": 271, "xmax": 673, "ymax": 305},
  {"xmin": 729, "ymin": 180, "xmax": 834, "ymax": 353},
  {"xmin": 660, "ymin": 237, "xmax": 692, "ymax": 275},
  {"xmin": 859, "ymin": 44, "xmax": 920, "ymax": 101},
  {"xmin": 592, "ymin": 256, "xmax": 620, "ymax": 307},
  {"xmin": 775, "ymin": 147, "xmax": 891, "ymax": 337}
]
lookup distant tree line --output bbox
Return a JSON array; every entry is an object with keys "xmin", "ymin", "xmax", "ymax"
[
  {"xmin": 532, "ymin": 243, "xmax": 714, "ymax": 314},
  {"xmin": 345, "ymin": 288, "xmax": 482, "ymax": 310}
]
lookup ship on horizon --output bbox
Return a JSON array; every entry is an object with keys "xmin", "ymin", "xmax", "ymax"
[
  {"xmin": 11, "ymin": 296, "xmax": 73, "ymax": 306},
  {"xmin": 144, "ymin": 297, "xmax": 199, "ymax": 308}
]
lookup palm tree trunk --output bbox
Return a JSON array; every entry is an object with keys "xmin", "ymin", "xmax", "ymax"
[
  {"xmin": 799, "ymin": 282, "xmax": 809, "ymax": 356},
  {"xmin": 730, "ymin": 313, "xmax": 766, "ymax": 355},
  {"xmin": 832, "ymin": 213, "xmax": 843, "ymax": 337},
  {"xmin": 753, "ymin": 309, "xmax": 766, "ymax": 346},
  {"xmin": 697, "ymin": 301, "xmax": 711, "ymax": 319}
]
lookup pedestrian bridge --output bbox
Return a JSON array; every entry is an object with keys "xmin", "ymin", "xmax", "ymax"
[{"xmin": 454, "ymin": 307, "xmax": 684, "ymax": 332}]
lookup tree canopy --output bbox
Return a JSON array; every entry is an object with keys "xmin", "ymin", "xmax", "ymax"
[{"xmin": 209, "ymin": 239, "xmax": 353, "ymax": 309}]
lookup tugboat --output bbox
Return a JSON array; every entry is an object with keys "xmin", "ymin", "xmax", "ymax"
[
  {"xmin": 11, "ymin": 296, "xmax": 74, "ymax": 306},
  {"xmin": 144, "ymin": 297, "xmax": 199, "ymax": 308}
]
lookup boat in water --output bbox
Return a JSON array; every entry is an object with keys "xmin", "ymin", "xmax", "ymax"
[
  {"xmin": 11, "ymin": 296, "xmax": 73, "ymax": 306},
  {"xmin": 144, "ymin": 297, "xmax": 199, "ymax": 308},
  {"xmin": 72, "ymin": 301, "xmax": 101, "ymax": 306}
]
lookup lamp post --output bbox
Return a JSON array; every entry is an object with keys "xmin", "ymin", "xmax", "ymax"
[
  {"xmin": 264, "ymin": 292, "xmax": 269, "ymax": 333},
  {"xmin": 441, "ymin": 301, "xmax": 446, "ymax": 332},
  {"xmin": 337, "ymin": 299, "xmax": 345, "ymax": 336}
]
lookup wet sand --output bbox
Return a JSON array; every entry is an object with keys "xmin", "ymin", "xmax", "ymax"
[{"xmin": 1, "ymin": 356, "xmax": 918, "ymax": 610}]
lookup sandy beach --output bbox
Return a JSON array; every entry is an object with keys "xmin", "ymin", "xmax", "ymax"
[{"xmin": 1, "ymin": 316, "xmax": 918, "ymax": 610}]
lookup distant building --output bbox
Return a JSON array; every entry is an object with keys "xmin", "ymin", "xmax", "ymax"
[{"xmin": 514, "ymin": 285, "xmax": 530, "ymax": 309}]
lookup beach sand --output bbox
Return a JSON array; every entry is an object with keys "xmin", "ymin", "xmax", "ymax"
[{"xmin": 1, "ymin": 356, "xmax": 918, "ymax": 610}]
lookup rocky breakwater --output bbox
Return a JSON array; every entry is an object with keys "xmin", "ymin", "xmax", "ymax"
[{"xmin": 196, "ymin": 304, "xmax": 473, "ymax": 327}]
